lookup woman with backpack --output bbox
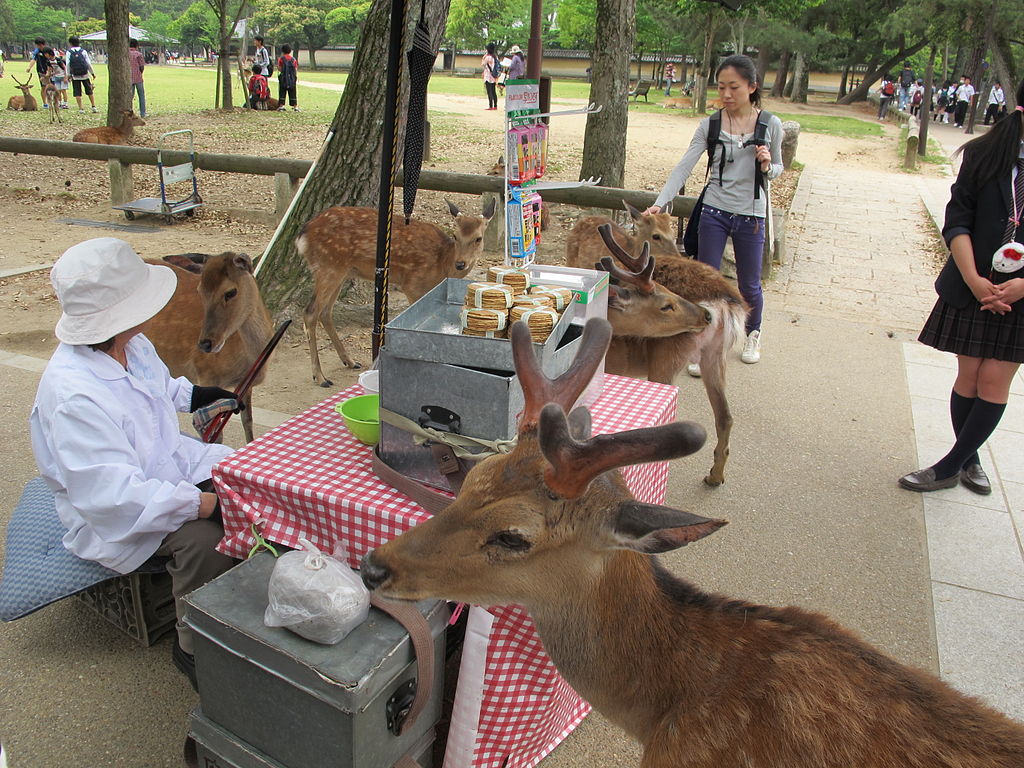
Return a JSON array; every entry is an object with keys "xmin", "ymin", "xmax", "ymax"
[
  {"xmin": 276, "ymin": 44, "xmax": 299, "ymax": 111},
  {"xmin": 878, "ymin": 75, "xmax": 896, "ymax": 119},
  {"xmin": 645, "ymin": 54, "xmax": 783, "ymax": 367},
  {"xmin": 898, "ymin": 79, "xmax": 1024, "ymax": 494},
  {"xmin": 481, "ymin": 43, "xmax": 499, "ymax": 110}
]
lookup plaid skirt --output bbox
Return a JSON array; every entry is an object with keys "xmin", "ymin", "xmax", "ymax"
[{"xmin": 918, "ymin": 296, "xmax": 1024, "ymax": 363}]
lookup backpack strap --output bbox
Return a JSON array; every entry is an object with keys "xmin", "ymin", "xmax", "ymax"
[
  {"xmin": 706, "ymin": 110, "xmax": 723, "ymax": 185},
  {"xmin": 752, "ymin": 109, "xmax": 772, "ymax": 200}
]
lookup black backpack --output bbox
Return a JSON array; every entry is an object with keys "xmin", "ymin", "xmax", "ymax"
[
  {"xmin": 68, "ymin": 48, "xmax": 89, "ymax": 77},
  {"xmin": 682, "ymin": 109, "xmax": 773, "ymax": 257},
  {"xmin": 279, "ymin": 56, "xmax": 296, "ymax": 87}
]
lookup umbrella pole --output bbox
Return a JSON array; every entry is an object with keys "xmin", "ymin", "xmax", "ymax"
[{"xmin": 372, "ymin": 0, "xmax": 408, "ymax": 359}]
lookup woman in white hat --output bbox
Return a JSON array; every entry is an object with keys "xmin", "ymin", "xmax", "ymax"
[{"xmin": 29, "ymin": 238, "xmax": 239, "ymax": 690}]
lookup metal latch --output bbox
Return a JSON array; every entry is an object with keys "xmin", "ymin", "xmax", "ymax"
[
  {"xmin": 418, "ymin": 405, "xmax": 461, "ymax": 435},
  {"xmin": 386, "ymin": 678, "xmax": 417, "ymax": 736}
]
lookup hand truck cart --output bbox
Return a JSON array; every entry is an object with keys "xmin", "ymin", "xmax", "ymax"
[{"xmin": 113, "ymin": 129, "xmax": 203, "ymax": 223}]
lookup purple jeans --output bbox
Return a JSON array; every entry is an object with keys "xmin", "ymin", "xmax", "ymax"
[{"xmin": 696, "ymin": 204, "xmax": 765, "ymax": 334}]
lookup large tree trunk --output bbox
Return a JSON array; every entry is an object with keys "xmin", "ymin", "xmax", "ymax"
[
  {"xmin": 309, "ymin": 47, "xmax": 319, "ymax": 71},
  {"xmin": 580, "ymin": 0, "xmax": 635, "ymax": 189},
  {"xmin": 104, "ymin": 0, "xmax": 132, "ymax": 122},
  {"xmin": 918, "ymin": 46, "xmax": 936, "ymax": 157},
  {"xmin": 219, "ymin": 40, "xmax": 234, "ymax": 108},
  {"xmin": 257, "ymin": 0, "xmax": 451, "ymax": 315},
  {"xmin": 771, "ymin": 50, "xmax": 790, "ymax": 97},
  {"xmin": 785, "ymin": 51, "xmax": 803, "ymax": 99},
  {"xmin": 695, "ymin": 8, "xmax": 721, "ymax": 113},
  {"xmin": 838, "ymin": 64, "xmax": 849, "ymax": 99},
  {"xmin": 755, "ymin": 45, "xmax": 770, "ymax": 90},
  {"xmin": 837, "ymin": 38, "xmax": 929, "ymax": 104}
]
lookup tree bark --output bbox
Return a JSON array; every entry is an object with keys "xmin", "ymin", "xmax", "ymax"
[
  {"xmin": 837, "ymin": 38, "xmax": 929, "ymax": 104},
  {"xmin": 579, "ymin": 0, "xmax": 635, "ymax": 190},
  {"xmin": 838, "ymin": 64, "xmax": 849, "ymax": 99},
  {"xmin": 104, "ymin": 0, "xmax": 132, "ymax": 123},
  {"xmin": 771, "ymin": 50, "xmax": 790, "ymax": 97},
  {"xmin": 788, "ymin": 51, "xmax": 805, "ymax": 101},
  {"xmin": 695, "ymin": 7, "xmax": 720, "ymax": 113},
  {"xmin": 257, "ymin": 0, "xmax": 451, "ymax": 316},
  {"xmin": 918, "ymin": 45, "xmax": 936, "ymax": 157},
  {"xmin": 755, "ymin": 45, "xmax": 770, "ymax": 90}
]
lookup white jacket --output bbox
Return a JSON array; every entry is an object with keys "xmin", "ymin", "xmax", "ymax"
[{"xmin": 29, "ymin": 336, "xmax": 233, "ymax": 573}]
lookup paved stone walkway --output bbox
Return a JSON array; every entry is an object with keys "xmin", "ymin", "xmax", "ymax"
[{"xmin": 782, "ymin": 158, "xmax": 1024, "ymax": 720}]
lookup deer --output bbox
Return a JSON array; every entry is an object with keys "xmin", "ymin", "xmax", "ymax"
[
  {"xmin": 7, "ymin": 74, "xmax": 38, "ymax": 111},
  {"xmin": 72, "ymin": 110, "xmax": 146, "ymax": 145},
  {"xmin": 40, "ymin": 72, "xmax": 61, "ymax": 124},
  {"xmin": 144, "ymin": 252, "xmax": 273, "ymax": 443},
  {"xmin": 569, "ymin": 207, "xmax": 748, "ymax": 486},
  {"xmin": 296, "ymin": 199, "xmax": 496, "ymax": 386},
  {"xmin": 361, "ymin": 318, "xmax": 1024, "ymax": 768}
]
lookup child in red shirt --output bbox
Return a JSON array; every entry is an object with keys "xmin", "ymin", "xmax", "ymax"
[
  {"xmin": 276, "ymin": 44, "xmax": 299, "ymax": 111},
  {"xmin": 248, "ymin": 65, "xmax": 270, "ymax": 110}
]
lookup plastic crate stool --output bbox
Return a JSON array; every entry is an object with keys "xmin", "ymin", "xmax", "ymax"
[{"xmin": 0, "ymin": 476, "xmax": 176, "ymax": 646}]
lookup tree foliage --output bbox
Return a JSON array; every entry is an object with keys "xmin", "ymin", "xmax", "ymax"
[
  {"xmin": 255, "ymin": 0, "xmax": 337, "ymax": 67},
  {"xmin": 169, "ymin": 1, "xmax": 219, "ymax": 52},
  {"xmin": 324, "ymin": 0, "xmax": 372, "ymax": 45}
]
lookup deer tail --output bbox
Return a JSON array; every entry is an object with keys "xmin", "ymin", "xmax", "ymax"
[{"xmin": 703, "ymin": 298, "xmax": 746, "ymax": 353}]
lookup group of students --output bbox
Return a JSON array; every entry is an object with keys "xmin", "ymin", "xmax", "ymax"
[
  {"xmin": 247, "ymin": 36, "xmax": 299, "ymax": 111},
  {"xmin": 26, "ymin": 36, "xmax": 101, "ymax": 113},
  {"xmin": 931, "ymin": 75, "xmax": 979, "ymax": 127}
]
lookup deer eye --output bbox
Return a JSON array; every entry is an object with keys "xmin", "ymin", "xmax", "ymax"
[
  {"xmin": 660, "ymin": 304, "xmax": 674, "ymax": 312},
  {"xmin": 475, "ymin": 237, "xmax": 482, "ymax": 244},
  {"xmin": 224, "ymin": 288, "xmax": 238, "ymax": 302},
  {"xmin": 486, "ymin": 531, "xmax": 532, "ymax": 552},
  {"xmin": 652, "ymin": 234, "xmax": 662, "ymax": 240}
]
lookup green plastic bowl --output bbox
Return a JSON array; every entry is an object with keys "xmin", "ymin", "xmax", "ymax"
[{"xmin": 335, "ymin": 394, "xmax": 380, "ymax": 445}]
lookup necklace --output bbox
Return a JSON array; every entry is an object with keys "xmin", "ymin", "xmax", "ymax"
[{"xmin": 726, "ymin": 109, "xmax": 756, "ymax": 147}]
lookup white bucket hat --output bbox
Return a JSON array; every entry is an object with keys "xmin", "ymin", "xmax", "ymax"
[
  {"xmin": 51, "ymin": 238, "xmax": 177, "ymax": 345},
  {"xmin": 509, "ymin": 45, "xmax": 522, "ymax": 54}
]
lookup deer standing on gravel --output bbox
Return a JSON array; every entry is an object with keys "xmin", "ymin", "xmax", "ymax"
[
  {"xmin": 361, "ymin": 318, "xmax": 1024, "ymax": 768},
  {"xmin": 7, "ymin": 74, "xmax": 38, "ymax": 111},
  {"xmin": 72, "ymin": 110, "xmax": 145, "ymax": 145},
  {"xmin": 144, "ymin": 253, "xmax": 273, "ymax": 443},
  {"xmin": 569, "ymin": 208, "xmax": 747, "ymax": 486},
  {"xmin": 296, "ymin": 199, "xmax": 496, "ymax": 386},
  {"xmin": 40, "ymin": 73, "xmax": 61, "ymax": 123}
]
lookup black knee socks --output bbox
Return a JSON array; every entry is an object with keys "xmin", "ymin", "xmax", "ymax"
[
  {"xmin": 932, "ymin": 396, "xmax": 1006, "ymax": 479},
  {"xmin": 949, "ymin": 390, "xmax": 980, "ymax": 468}
]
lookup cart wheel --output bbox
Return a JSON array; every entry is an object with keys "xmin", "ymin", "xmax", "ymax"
[
  {"xmin": 185, "ymin": 208, "xmax": 196, "ymax": 217},
  {"xmin": 164, "ymin": 215, "xmax": 176, "ymax": 225},
  {"xmin": 123, "ymin": 210, "xmax": 135, "ymax": 221}
]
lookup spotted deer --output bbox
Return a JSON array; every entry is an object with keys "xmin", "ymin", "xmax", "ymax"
[
  {"xmin": 565, "ymin": 200, "xmax": 680, "ymax": 268},
  {"xmin": 7, "ymin": 74, "xmax": 38, "ymax": 111},
  {"xmin": 73, "ymin": 110, "xmax": 146, "ymax": 145},
  {"xmin": 296, "ymin": 200, "xmax": 496, "ymax": 386},
  {"xmin": 145, "ymin": 253, "xmax": 273, "ymax": 442},
  {"xmin": 361, "ymin": 318, "xmax": 1024, "ymax": 768}
]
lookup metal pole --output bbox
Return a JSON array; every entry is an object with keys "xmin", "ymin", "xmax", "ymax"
[{"xmin": 372, "ymin": 0, "xmax": 407, "ymax": 358}]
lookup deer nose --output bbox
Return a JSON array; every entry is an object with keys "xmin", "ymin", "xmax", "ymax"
[
  {"xmin": 360, "ymin": 551, "xmax": 390, "ymax": 591},
  {"xmin": 455, "ymin": 261, "xmax": 467, "ymax": 271},
  {"xmin": 198, "ymin": 339, "xmax": 213, "ymax": 353},
  {"xmin": 704, "ymin": 309, "xmax": 713, "ymax": 324}
]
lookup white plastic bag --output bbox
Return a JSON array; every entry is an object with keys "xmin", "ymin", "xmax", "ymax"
[{"xmin": 264, "ymin": 539, "xmax": 370, "ymax": 645}]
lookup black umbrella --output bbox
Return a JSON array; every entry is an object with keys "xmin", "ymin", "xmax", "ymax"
[{"xmin": 402, "ymin": 0, "xmax": 435, "ymax": 223}]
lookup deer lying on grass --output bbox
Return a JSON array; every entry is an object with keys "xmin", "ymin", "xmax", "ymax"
[
  {"xmin": 7, "ymin": 74, "xmax": 38, "ymax": 111},
  {"xmin": 296, "ymin": 199, "xmax": 496, "ymax": 386},
  {"xmin": 569, "ymin": 208, "xmax": 747, "ymax": 486},
  {"xmin": 145, "ymin": 252, "xmax": 273, "ymax": 443},
  {"xmin": 361, "ymin": 318, "xmax": 1024, "ymax": 768},
  {"xmin": 72, "ymin": 110, "xmax": 146, "ymax": 145}
]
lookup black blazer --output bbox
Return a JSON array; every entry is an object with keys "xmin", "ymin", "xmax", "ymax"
[{"xmin": 936, "ymin": 168, "xmax": 1020, "ymax": 309}]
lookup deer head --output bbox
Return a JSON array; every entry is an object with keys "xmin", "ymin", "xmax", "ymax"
[
  {"xmin": 445, "ymin": 197, "xmax": 496, "ymax": 276},
  {"xmin": 11, "ymin": 73, "xmax": 33, "ymax": 93},
  {"xmin": 361, "ymin": 319, "xmax": 717, "ymax": 609},
  {"xmin": 119, "ymin": 110, "xmax": 146, "ymax": 130},
  {"xmin": 597, "ymin": 224, "xmax": 710, "ymax": 338},
  {"xmin": 192, "ymin": 253, "xmax": 261, "ymax": 354},
  {"xmin": 623, "ymin": 199, "xmax": 680, "ymax": 261}
]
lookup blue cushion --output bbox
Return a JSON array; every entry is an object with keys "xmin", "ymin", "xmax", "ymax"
[{"xmin": 0, "ymin": 477, "xmax": 118, "ymax": 621}]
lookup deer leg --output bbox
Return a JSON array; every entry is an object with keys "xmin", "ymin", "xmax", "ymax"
[
  {"xmin": 240, "ymin": 390, "xmax": 254, "ymax": 443},
  {"xmin": 699, "ymin": 343, "xmax": 732, "ymax": 487},
  {"xmin": 319, "ymin": 279, "xmax": 362, "ymax": 373},
  {"xmin": 303, "ymin": 294, "xmax": 330, "ymax": 387}
]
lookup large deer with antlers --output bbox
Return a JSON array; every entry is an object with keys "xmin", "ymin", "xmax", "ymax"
[
  {"xmin": 7, "ymin": 74, "xmax": 38, "ymax": 111},
  {"xmin": 570, "ymin": 209, "xmax": 746, "ymax": 486},
  {"xmin": 296, "ymin": 199, "xmax": 495, "ymax": 386},
  {"xmin": 361, "ymin": 318, "xmax": 1024, "ymax": 768}
]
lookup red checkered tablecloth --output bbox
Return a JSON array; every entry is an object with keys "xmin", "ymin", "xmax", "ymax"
[{"xmin": 213, "ymin": 374, "xmax": 678, "ymax": 768}]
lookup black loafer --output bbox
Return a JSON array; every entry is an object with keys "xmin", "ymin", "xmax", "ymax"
[
  {"xmin": 898, "ymin": 468, "xmax": 960, "ymax": 492},
  {"xmin": 960, "ymin": 464, "xmax": 992, "ymax": 495},
  {"xmin": 172, "ymin": 638, "xmax": 198, "ymax": 692}
]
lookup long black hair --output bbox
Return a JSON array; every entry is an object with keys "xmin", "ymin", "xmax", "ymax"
[
  {"xmin": 956, "ymin": 78, "xmax": 1024, "ymax": 187},
  {"xmin": 715, "ymin": 54, "xmax": 762, "ymax": 109}
]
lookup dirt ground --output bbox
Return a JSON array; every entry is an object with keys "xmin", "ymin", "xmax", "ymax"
[{"xmin": 0, "ymin": 91, "xmax": 942, "ymax": 432}]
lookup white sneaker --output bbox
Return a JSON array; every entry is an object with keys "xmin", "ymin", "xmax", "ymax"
[
  {"xmin": 741, "ymin": 330, "xmax": 761, "ymax": 364},
  {"xmin": 686, "ymin": 363, "xmax": 701, "ymax": 378},
  {"xmin": 91, "ymin": 105, "xmax": 98, "ymax": 113}
]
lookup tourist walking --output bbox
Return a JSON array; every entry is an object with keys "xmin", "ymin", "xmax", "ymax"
[
  {"xmin": 664, "ymin": 61, "xmax": 676, "ymax": 96},
  {"xmin": 899, "ymin": 79, "xmax": 1024, "ymax": 494},
  {"xmin": 984, "ymin": 80, "xmax": 1006, "ymax": 125},
  {"xmin": 954, "ymin": 75, "xmax": 975, "ymax": 128},
  {"xmin": 276, "ymin": 44, "xmax": 299, "ymax": 111},
  {"xmin": 878, "ymin": 75, "xmax": 896, "ymax": 119},
  {"xmin": 897, "ymin": 61, "xmax": 915, "ymax": 111},
  {"xmin": 65, "ymin": 36, "xmax": 97, "ymax": 113},
  {"xmin": 128, "ymin": 38, "xmax": 146, "ymax": 117},
  {"xmin": 253, "ymin": 36, "xmax": 271, "ymax": 76},
  {"xmin": 482, "ymin": 43, "xmax": 499, "ymax": 110},
  {"xmin": 646, "ymin": 54, "xmax": 783, "ymax": 366}
]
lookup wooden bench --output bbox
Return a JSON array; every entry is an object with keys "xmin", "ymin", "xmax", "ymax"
[{"xmin": 630, "ymin": 81, "xmax": 652, "ymax": 102}]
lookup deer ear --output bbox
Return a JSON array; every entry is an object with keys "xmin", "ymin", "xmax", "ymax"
[
  {"xmin": 660, "ymin": 200, "xmax": 673, "ymax": 216},
  {"xmin": 611, "ymin": 502, "xmax": 726, "ymax": 554},
  {"xmin": 482, "ymin": 196, "xmax": 497, "ymax": 220},
  {"xmin": 567, "ymin": 407, "xmax": 592, "ymax": 440},
  {"xmin": 163, "ymin": 253, "xmax": 204, "ymax": 274},
  {"xmin": 446, "ymin": 199, "xmax": 461, "ymax": 217},
  {"xmin": 233, "ymin": 253, "xmax": 254, "ymax": 273},
  {"xmin": 623, "ymin": 200, "xmax": 643, "ymax": 220}
]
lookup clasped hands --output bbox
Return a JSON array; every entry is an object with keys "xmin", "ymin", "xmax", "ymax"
[{"xmin": 971, "ymin": 276, "xmax": 1024, "ymax": 314}]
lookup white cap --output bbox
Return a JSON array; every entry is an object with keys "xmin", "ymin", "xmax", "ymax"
[{"xmin": 51, "ymin": 238, "xmax": 177, "ymax": 345}]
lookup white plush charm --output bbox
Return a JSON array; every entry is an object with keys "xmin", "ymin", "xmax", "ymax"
[{"xmin": 992, "ymin": 241, "xmax": 1024, "ymax": 274}]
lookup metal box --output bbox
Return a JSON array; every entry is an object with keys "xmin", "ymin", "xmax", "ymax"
[
  {"xmin": 187, "ymin": 707, "xmax": 435, "ymax": 768},
  {"xmin": 182, "ymin": 554, "xmax": 447, "ymax": 768}
]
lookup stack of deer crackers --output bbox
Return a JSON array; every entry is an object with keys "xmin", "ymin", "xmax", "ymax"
[{"xmin": 459, "ymin": 271, "xmax": 570, "ymax": 343}]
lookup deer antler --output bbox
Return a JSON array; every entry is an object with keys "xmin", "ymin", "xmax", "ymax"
[
  {"xmin": 511, "ymin": 318, "xmax": 611, "ymax": 434},
  {"xmin": 11, "ymin": 73, "xmax": 26, "ymax": 87},
  {"xmin": 597, "ymin": 223, "xmax": 646, "ymax": 273},
  {"xmin": 597, "ymin": 247, "xmax": 656, "ymax": 296},
  {"xmin": 538, "ymin": 403, "xmax": 706, "ymax": 498}
]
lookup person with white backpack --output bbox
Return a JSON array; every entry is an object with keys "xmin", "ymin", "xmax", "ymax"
[{"xmin": 64, "ymin": 36, "xmax": 97, "ymax": 113}]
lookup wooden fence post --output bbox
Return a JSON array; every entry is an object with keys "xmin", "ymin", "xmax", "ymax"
[
  {"xmin": 107, "ymin": 159, "xmax": 133, "ymax": 206},
  {"xmin": 904, "ymin": 135, "xmax": 919, "ymax": 170},
  {"xmin": 482, "ymin": 190, "xmax": 504, "ymax": 251},
  {"xmin": 274, "ymin": 173, "xmax": 300, "ymax": 222}
]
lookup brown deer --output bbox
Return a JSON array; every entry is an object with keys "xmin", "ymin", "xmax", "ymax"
[
  {"xmin": 144, "ymin": 252, "xmax": 273, "ymax": 443},
  {"xmin": 40, "ymin": 72, "xmax": 61, "ymax": 123},
  {"xmin": 7, "ymin": 74, "xmax": 38, "ymax": 111},
  {"xmin": 361, "ymin": 318, "xmax": 1024, "ymax": 768},
  {"xmin": 571, "ymin": 211, "xmax": 747, "ymax": 486},
  {"xmin": 72, "ymin": 110, "xmax": 146, "ymax": 145},
  {"xmin": 296, "ymin": 200, "xmax": 496, "ymax": 386}
]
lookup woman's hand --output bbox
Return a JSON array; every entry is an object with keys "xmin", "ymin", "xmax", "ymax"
[
  {"xmin": 971, "ymin": 275, "xmax": 1013, "ymax": 314},
  {"xmin": 755, "ymin": 144, "xmax": 771, "ymax": 172},
  {"xmin": 643, "ymin": 205, "xmax": 661, "ymax": 215},
  {"xmin": 981, "ymin": 277, "xmax": 1024, "ymax": 313},
  {"xmin": 198, "ymin": 492, "xmax": 219, "ymax": 519}
]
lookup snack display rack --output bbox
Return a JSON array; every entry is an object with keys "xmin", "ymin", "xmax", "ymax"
[{"xmin": 502, "ymin": 80, "xmax": 603, "ymax": 267}]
